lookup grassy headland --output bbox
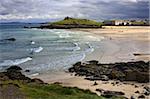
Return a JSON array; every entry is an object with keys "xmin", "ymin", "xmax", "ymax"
[
  {"xmin": 31, "ymin": 17, "xmax": 103, "ymax": 29},
  {"xmin": 52, "ymin": 17, "xmax": 102, "ymax": 26}
]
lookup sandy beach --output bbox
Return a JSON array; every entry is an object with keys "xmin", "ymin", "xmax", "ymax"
[
  {"xmin": 75, "ymin": 26, "xmax": 150, "ymax": 63},
  {"xmin": 32, "ymin": 26, "xmax": 150, "ymax": 99}
]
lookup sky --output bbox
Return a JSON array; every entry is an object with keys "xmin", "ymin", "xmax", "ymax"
[{"xmin": 0, "ymin": 0, "xmax": 149, "ymax": 22}]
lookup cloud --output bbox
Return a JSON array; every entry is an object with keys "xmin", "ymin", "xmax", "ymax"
[{"xmin": 0, "ymin": 0, "xmax": 149, "ymax": 22}]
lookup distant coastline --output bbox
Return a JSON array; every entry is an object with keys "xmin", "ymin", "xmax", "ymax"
[{"xmin": 23, "ymin": 17, "xmax": 149, "ymax": 29}]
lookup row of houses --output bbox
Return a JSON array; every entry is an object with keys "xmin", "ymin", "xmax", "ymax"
[{"xmin": 103, "ymin": 20, "xmax": 149, "ymax": 26}]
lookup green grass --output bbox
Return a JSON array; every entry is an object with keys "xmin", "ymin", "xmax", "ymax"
[
  {"xmin": 131, "ymin": 21, "xmax": 146, "ymax": 25},
  {"xmin": 51, "ymin": 17, "xmax": 103, "ymax": 26},
  {"xmin": 22, "ymin": 84, "xmax": 105, "ymax": 99},
  {"xmin": 1, "ymin": 80, "xmax": 125, "ymax": 99}
]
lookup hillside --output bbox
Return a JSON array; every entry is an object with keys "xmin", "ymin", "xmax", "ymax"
[
  {"xmin": 33, "ymin": 17, "xmax": 103, "ymax": 29},
  {"xmin": 52, "ymin": 17, "xmax": 102, "ymax": 26}
]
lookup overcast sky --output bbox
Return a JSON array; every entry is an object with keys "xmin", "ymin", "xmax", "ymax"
[{"xmin": 0, "ymin": 0, "xmax": 149, "ymax": 22}]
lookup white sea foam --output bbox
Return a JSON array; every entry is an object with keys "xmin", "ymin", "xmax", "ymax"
[
  {"xmin": 27, "ymin": 53, "xmax": 86, "ymax": 72},
  {"xmin": 30, "ymin": 47, "xmax": 43, "ymax": 53},
  {"xmin": 55, "ymin": 31, "xmax": 71, "ymax": 38},
  {"xmin": 55, "ymin": 43, "xmax": 80, "ymax": 51},
  {"xmin": 73, "ymin": 43, "xmax": 81, "ymax": 51},
  {"xmin": 31, "ymin": 41, "xmax": 35, "ymax": 44},
  {"xmin": 85, "ymin": 42, "xmax": 94, "ymax": 53},
  {"xmin": 55, "ymin": 46, "xmax": 80, "ymax": 51},
  {"xmin": 0, "ymin": 57, "xmax": 32, "ymax": 67},
  {"xmin": 30, "ymin": 73, "xmax": 39, "ymax": 76}
]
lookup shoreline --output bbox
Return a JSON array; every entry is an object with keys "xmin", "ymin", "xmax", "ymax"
[{"xmin": 31, "ymin": 26, "xmax": 150, "ymax": 99}]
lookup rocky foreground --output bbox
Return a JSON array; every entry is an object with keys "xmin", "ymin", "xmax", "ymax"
[
  {"xmin": 0, "ymin": 66, "xmax": 125, "ymax": 99},
  {"xmin": 69, "ymin": 61, "xmax": 149, "ymax": 83},
  {"xmin": 0, "ymin": 61, "xmax": 149, "ymax": 99},
  {"xmin": 68, "ymin": 61, "xmax": 150, "ymax": 98}
]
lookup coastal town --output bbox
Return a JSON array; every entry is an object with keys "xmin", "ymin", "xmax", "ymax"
[{"xmin": 103, "ymin": 19, "xmax": 149, "ymax": 26}]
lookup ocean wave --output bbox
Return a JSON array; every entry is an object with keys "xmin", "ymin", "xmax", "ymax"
[
  {"xmin": 29, "ymin": 46, "xmax": 43, "ymax": 53},
  {"xmin": 27, "ymin": 53, "xmax": 86, "ymax": 72},
  {"xmin": 55, "ymin": 46, "xmax": 80, "ymax": 51},
  {"xmin": 55, "ymin": 31, "xmax": 71, "ymax": 38},
  {"xmin": 55, "ymin": 42, "xmax": 80, "ymax": 51},
  {"xmin": 0, "ymin": 57, "xmax": 32, "ymax": 67}
]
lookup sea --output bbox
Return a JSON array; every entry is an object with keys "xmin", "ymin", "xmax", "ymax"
[{"xmin": 0, "ymin": 23, "xmax": 103, "ymax": 75}]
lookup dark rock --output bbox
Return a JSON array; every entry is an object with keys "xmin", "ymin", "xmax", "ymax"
[
  {"xmin": 134, "ymin": 85, "xmax": 138, "ymax": 88},
  {"xmin": 144, "ymin": 91, "xmax": 150, "ymax": 96},
  {"xmin": 68, "ymin": 61, "xmax": 149, "ymax": 83},
  {"xmin": 135, "ymin": 91, "xmax": 140, "ymax": 93},
  {"xmin": 101, "ymin": 90, "xmax": 125, "ymax": 98},
  {"xmin": 0, "ymin": 65, "xmax": 46, "ymax": 88},
  {"xmin": 103, "ymin": 90, "xmax": 125, "ymax": 96},
  {"xmin": 53, "ymin": 82, "xmax": 62, "ymax": 85},
  {"xmin": 31, "ymin": 78, "xmax": 45, "ymax": 84},
  {"xmin": 7, "ymin": 66, "xmax": 22, "ymax": 71},
  {"xmin": 116, "ymin": 81, "xmax": 119, "ymax": 84},
  {"xmin": 101, "ymin": 94, "xmax": 114, "ymax": 98},
  {"xmin": 93, "ymin": 81, "xmax": 98, "ymax": 86},
  {"xmin": 25, "ymin": 70, "xmax": 30, "ymax": 72},
  {"xmin": 1, "ymin": 66, "xmax": 39, "ymax": 84},
  {"xmin": 5, "ymin": 66, "xmax": 30, "ymax": 81},
  {"xmin": 133, "ymin": 53, "xmax": 141, "ymax": 56},
  {"xmin": 24, "ymin": 26, "xmax": 29, "ymax": 28},
  {"xmin": 130, "ymin": 96, "xmax": 135, "ymax": 99},
  {"xmin": 144, "ymin": 86, "xmax": 150, "ymax": 92},
  {"xmin": 138, "ymin": 95, "xmax": 145, "ymax": 98},
  {"xmin": 4, "ymin": 38, "xmax": 16, "ymax": 41},
  {"xmin": 96, "ymin": 89, "xmax": 104, "ymax": 93},
  {"xmin": 111, "ymin": 82, "xmax": 116, "ymax": 86},
  {"xmin": 143, "ymin": 86, "xmax": 150, "ymax": 95},
  {"xmin": 87, "ymin": 60, "xmax": 99, "ymax": 65}
]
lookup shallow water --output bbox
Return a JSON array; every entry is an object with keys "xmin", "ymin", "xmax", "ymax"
[{"xmin": 0, "ymin": 23, "xmax": 103, "ymax": 75}]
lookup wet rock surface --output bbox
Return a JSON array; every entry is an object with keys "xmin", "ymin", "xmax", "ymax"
[
  {"xmin": 0, "ymin": 66, "xmax": 46, "ymax": 84},
  {"xmin": 68, "ymin": 61, "xmax": 149, "ymax": 83},
  {"xmin": 96, "ymin": 88, "xmax": 125, "ymax": 98},
  {"xmin": 1, "ymin": 38, "xmax": 16, "ymax": 42}
]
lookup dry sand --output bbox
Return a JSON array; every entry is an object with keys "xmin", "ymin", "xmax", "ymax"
[
  {"xmin": 31, "ymin": 72, "xmax": 149, "ymax": 99},
  {"xmin": 75, "ymin": 26, "xmax": 150, "ymax": 63},
  {"xmin": 32, "ymin": 26, "xmax": 150, "ymax": 99}
]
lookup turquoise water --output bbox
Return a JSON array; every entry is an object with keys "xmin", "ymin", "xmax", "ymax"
[{"xmin": 0, "ymin": 23, "xmax": 103, "ymax": 75}]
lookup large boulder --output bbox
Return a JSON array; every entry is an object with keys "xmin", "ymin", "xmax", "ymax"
[
  {"xmin": 1, "ymin": 66, "xmax": 31, "ymax": 82},
  {"xmin": 6, "ymin": 66, "xmax": 22, "ymax": 71}
]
